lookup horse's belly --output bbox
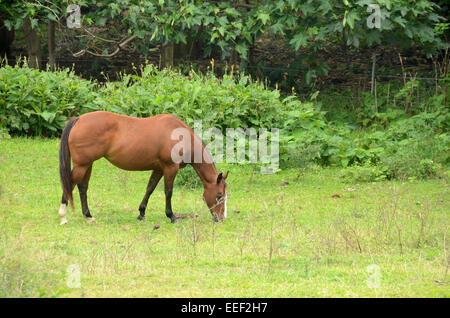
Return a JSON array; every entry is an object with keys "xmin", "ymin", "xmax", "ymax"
[
  {"xmin": 105, "ymin": 151, "xmax": 162, "ymax": 171},
  {"xmin": 105, "ymin": 157, "xmax": 161, "ymax": 171},
  {"xmin": 105, "ymin": 143, "xmax": 163, "ymax": 171}
]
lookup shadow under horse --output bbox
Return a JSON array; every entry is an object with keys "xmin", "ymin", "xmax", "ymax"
[{"xmin": 58, "ymin": 111, "xmax": 228, "ymax": 225}]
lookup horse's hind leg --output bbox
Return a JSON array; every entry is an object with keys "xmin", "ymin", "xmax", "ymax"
[
  {"xmin": 77, "ymin": 165, "xmax": 93, "ymax": 221},
  {"xmin": 163, "ymin": 165, "xmax": 179, "ymax": 223},
  {"xmin": 59, "ymin": 194, "xmax": 71, "ymax": 225},
  {"xmin": 58, "ymin": 164, "xmax": 92, "ymax": 225},
  {"xmin": 138, "ymin": 170, "xmax": 163, "ymax": 221}
]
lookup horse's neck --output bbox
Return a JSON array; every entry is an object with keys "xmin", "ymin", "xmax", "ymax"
[
  {"xmin": 189, "ymin": 133, "xmax": 218, "ymax": 186},
  {"xmin": 191, "ymin": 162, "xmax": 217, "ymax": 187}
]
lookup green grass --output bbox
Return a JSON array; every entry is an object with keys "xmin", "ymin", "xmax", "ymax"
[{"xmin": 0, "ymin": 138, "xmax": 449, "ymax": 297}]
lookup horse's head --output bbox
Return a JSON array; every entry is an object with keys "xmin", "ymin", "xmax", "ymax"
[{"xmin": 203, "ymin": 171, "xmax": 229, "ymax": 222}]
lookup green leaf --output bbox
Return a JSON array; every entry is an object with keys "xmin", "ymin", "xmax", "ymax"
[
  {"xmin": 203, "ymin": 16, "xmax": 215, "ymax": 26},
  {"xmin": 393, "ymin": 16, "xmax": 407, "ymax": 27},
  {"xmin": 366, "ymin": 30, "xmax": 382, "ymax": 45},
  {"xmin": 235, "ymin": 42, "xmax": 248, "ymax": 59},
  {"xmin": 346, "ymin": 11, "xmax": 360, "ymax": 29},
  {"xmin": 175, "ymin": 32, "xmax": 187, "ymax": 44},
  {"xmin": 40, "ymin": 111, "xmax": 56, "ymax": 123},
  {"xmin": 4, "ymin": 20, "xmax": 13, "ymax": 30},
  {"xmin": 97, "ymin": 17, "xmax": 107, "ymax": 26},
  {"xmin": 301, "ymin": 3, "xmax": 315, "ymax": 16},
  {"xmin": 269, "ymin": 22, "xmax": 285, "ymax": 36},
  {"xmin": 318, "ymin": 0, "xmax": 332, "ymax": 14},
  {"xmin": 31, "ymin": 18, "xmax": 39, "ymax": 29},
  {"xmin": 305, "ymin": 69, "xmax": 316, "ymax": 84},
  {"xmin": 290, "ymin": 32, "xmax": 309, "ymax": 50},
  {"xmin": 346, "ymin": 32, "xmax": 360, "ymax": 47},
  {"xmin": 257, "ymin": 12, "xmax": 270, "ymax": 25},
  {"xmin": 150, "ymin": 25, "xmax": 159, "ymax": 41},
  {"xmin": 225, "ymin": 7, "xmax": 239, "ymax": 18},
  {"xmin": 404, "ymin": 27, "xmax": 413, "ymax": 39}
]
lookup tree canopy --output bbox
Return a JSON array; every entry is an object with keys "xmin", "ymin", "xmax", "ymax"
[{"xmin": 1, "ymin": 0, "xmax": 448, "ymax": 79}]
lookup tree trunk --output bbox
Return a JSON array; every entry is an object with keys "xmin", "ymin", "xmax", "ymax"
[
  {"xmin": 0, "ymin": 19, "xmax": 15, "ymax": 60},
  {"xmin": 22, "ymin": 18, "xmax": 41, "ymax": 69},
  {"xmin": 162, "ymin": 42, "xmax": 174, "ymax": 68},
  {"xmin": 48, "ymin": 21, "xmax": 56, "ymax": 71},
  {"xmin": 230, "ymin": 49, "xmax": 238, "ymax": 69},
  {"xmin": 240, "ymin": 0, "xmax": 254, "ymax": 73}
]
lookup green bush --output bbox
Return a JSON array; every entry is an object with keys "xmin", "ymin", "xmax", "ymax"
[
  {"xmin": 340, "ymin": 164, "xmax": 388, "ymax": 183},
  {"xmin": 94, "ymin": 65, "xmax": 287, "ymax": 130},
  {"xmin": 340, "ymin": 109, "xmax": 449, "ymax": 181},
  {"xmin": 0, "ymin": 63, "xmax": 96, "ymax": 136},
  {"xmin": 175, "ymin": 165, "xmax": 202, "ymax": 189},
  {"xmin": 282, "ymin": 97, "xmax": 448, "ymax": 181},
  {"xmin": 0, "ymin": 63, "xmax": 291, "ymax": 136},
  {"xmin": 378, "ymin": 133, "xmax": 447, "ymax": 180},
  {"xmin": 1, "ymin": 64, "xmax": 448, "ymax": 181},
  {"xmin": 0, "ymin": 127, "xmax": 10, "ymax": 139}
]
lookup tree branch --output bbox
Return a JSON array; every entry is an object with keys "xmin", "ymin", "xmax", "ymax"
[
  {"xmin": 232, "ymin": 3, "xmax": 255, "ymax": 9},
  {"xmin": 81, "ymin": 27, "xmax": 119, "ymax": 44},
  {"xmin": 72, "ymin": 35, "xmax": 136, "ymax": 58}
]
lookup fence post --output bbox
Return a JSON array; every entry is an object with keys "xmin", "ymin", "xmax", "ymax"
[
  {"xmin": 162, "ymin": 42, "xmax": 174, "ymax": 68},
  {"xmin": 48, "ymin": 21, "xmax": 56, "ymax": 71},
  {"xmin": 371, "ymin": 52, "xmax": 376, "ymax": 95},
  {"xmin": 23, "ymin": 17, "xmax": 42, "ymax": 69}
]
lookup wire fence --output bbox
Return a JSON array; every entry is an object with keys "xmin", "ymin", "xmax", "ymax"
[
  {"xmin": 6, "ymin": 55, "xmax": 447, "ymax": 81},
  {"xmin": 4, "ymin": 53, "xmax": 447, "ymax": 107},
  {"xmin": 248, "ymin": 68, "xmax": 447, "ymax": 83}
]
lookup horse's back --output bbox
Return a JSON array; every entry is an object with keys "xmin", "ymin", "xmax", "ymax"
[{"xmin": 69, "ymin": 111, "xmax": 192, "ymax": 170}]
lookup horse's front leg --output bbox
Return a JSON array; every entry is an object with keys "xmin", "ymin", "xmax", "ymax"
[
  {"xmin": 138, "ymin": 170, "xmax": 163, "ymax": 220},
  {"xmin": 163, "ymin": 165, "xmax": 179, "ymax": 223}
]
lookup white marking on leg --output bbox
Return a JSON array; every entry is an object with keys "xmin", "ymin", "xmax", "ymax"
[
  {"xmin": 59, "ymin": 203, "xmax": 68, "ymax": 225},
  {"xmin": 87, "ymin": 217, "xmax": 96, "ymax": 224}
]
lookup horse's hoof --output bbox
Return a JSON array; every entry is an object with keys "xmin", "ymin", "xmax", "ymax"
[
  {"xmin": 59, "ymin": 218, "xmax": 68, "ymax": 225},
  {"xmin": 87, "ymin": 217, "xmax": 96, "ymax": 224},
  {"xmin": 137, "ymin": 215, "xmax": 145, "ymax": 221},
  {"xmin": 171, "ymin": 217, "xmax": 178, "ymax": 224}
]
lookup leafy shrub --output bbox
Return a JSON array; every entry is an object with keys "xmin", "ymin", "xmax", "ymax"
[
  {"xmin": 282, "ymin": 95, "xmax": 448, "ymax": 181},
  {"xmin": 94, "ymin": 65, "xmax": 287, "ymax": 130},
  {"xmin": 0, "ymin": 127, "xmax": 10, "ymax": 139},
  {"xmin": 280, "ymin": 100, "xmax": 329, "ymax": 166},
  {"xmin": 340, "ymin": 164, "xmax": 388, "ymax": 182},
  {"xmin": 282, "ymin": 143, "xmax": 322, "ymax": 169},
  {"xmin": 0, "ymin": 63, "xmax": 96, "ymax": 136},
  {"xmin": 1, "ymin": 64, "xmax": 448, "ymax": 182},
  {"xmin": 175, "ymin": 165, "xmax": 202, "ymax": 189},
  {"xmin": 341, "ymin": 109, "xmax": 449, "ymax": 181},
  {"xmin": 378, "ymin": 133, "xmax": 447, "ymax": 180},
  {"xmin": 0, "ymin": 63, "xmax": 291, "ymax": 136}
]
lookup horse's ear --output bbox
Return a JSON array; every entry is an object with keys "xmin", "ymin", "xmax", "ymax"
[
  {"xmin": 217, "ymin": 172, "xmax": 223, "ymax": 184},
  {"xmin": 223, "ymin": 171, "xmax": 229, "ymax": 179}
]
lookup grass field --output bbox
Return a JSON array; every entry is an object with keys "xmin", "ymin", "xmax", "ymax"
[{"xmin": 0, "ymin": 138, "xmax": 448, "ymax": 297}]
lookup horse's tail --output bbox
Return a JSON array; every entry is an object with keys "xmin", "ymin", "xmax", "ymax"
[{"xmin": 59, "ymin": 117, "xmax": 79, "ymax": 209}]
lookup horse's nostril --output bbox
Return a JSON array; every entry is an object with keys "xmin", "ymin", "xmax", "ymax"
[{"xmin": 213, "ymin": 214, "xmax": 219, "ymax": 222}]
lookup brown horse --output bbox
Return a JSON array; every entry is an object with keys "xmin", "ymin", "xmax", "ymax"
[{"xmin": 58, "ymin": 111, "xmax": 228, "ymax": 225}]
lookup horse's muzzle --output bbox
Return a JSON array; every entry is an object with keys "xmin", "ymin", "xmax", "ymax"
[{"xmin": 212, "ymin": 214, "xmax": 225, "ymax": 222}]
